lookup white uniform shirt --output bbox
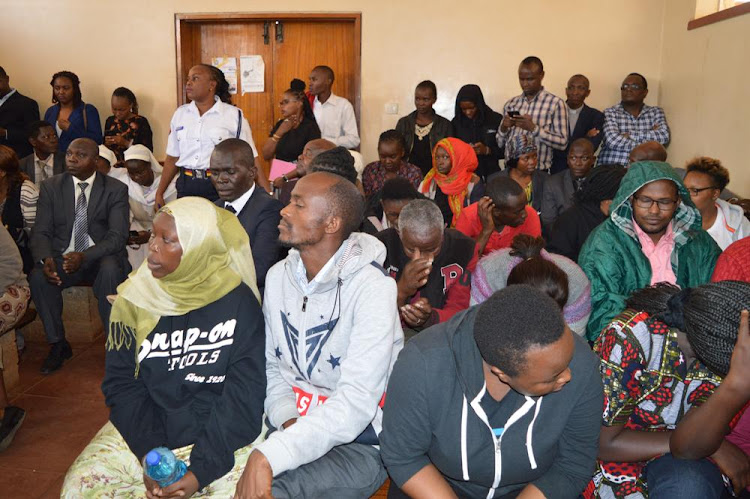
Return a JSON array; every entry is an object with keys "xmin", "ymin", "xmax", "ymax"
[
  {"xmin": 166, "ymin": 96, "xmax": 258, "ymax": 171},
  {"xmin": 65, "ymin": 172, "xmax": 96, "ymax": 253},
  {"xmin": 313, "ymin": 93, "xmax": 360, "ymax": 149}
]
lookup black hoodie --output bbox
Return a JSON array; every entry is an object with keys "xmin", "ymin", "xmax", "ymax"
[
  {"xmin": 101, "ymin": 283, "xmax": 266, "ymax": 489},
  {"xmin": 380, "ymin": 306, "xmax": 603, "ymax": 498}
]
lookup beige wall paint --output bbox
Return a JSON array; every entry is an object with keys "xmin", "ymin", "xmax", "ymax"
[
  {"xmin": 660, "ymin": 0, "xmax": 749, "ymax": 196},
  {"xmin": 2, "ymin": 0, "xmax": 666, "ymax": 167}
]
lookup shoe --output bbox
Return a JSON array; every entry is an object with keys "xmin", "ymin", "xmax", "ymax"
[
  {"xmin": 40, "ymin": 340, "xmax": 73, "ymax": 374},
  {"xmin": 0, "ymin": 406, "xmax": 26, "ymax": 452}
]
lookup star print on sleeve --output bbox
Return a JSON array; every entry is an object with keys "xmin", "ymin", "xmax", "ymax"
[
  {"xmin": 275, "ymin": 346, "xmax": 282, "ymax": 358},
  {"xmin": 327, "ymin": 354, "xmax": 341, "ymax": 370}
]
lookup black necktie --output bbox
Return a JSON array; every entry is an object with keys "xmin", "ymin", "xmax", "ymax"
[{"xmin": 225, "ymin": 204, "xmax": 237, "ymax": 214}]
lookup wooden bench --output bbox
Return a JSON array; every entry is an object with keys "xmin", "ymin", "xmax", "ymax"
[
  {"xmin": 20, "ymin": 286, "xmax": 103, "ymax": 343},
  {"xmin": 0, "ymin": 329, "xmax": 19, "ymax": 393}
]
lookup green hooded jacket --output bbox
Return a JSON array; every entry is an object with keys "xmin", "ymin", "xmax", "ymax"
[{"xmin": 579, "ymin": 161, "xmax": 721, "ymax": 340}]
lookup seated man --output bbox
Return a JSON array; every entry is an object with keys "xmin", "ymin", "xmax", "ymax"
[
  {"xmin": 628, "ymin": 140, "xmax": 667, "ymax": 164},
  {"xmin": 547, "ymin": 165, "xmax": 626, "ymax": 263},
  {"xmin": 590, "ymin": 282, "xmax": 750, "ymax": 499},
  {"xmin": 541, "ymin": 138, "xmax": 596, "ymax": 233},
  {"xmin": 682, "ymin": 156, "xmax": 749, "ymax": 250},
  {"xmin": 598, "ymin": 73, "xmax": 670, "ymax": 166},
  {"xmin": 363, "ymin": 176, "xmax": 422, "ymax": 234},
  {"xmin": 455, "ymin": 175, "xmax": 541, "ymax": 257},
  {"xmin": 381, "ymin": 285, "xmax": 603, "ymax": 499},
  {"xmin": 29, "ymin": 138, "xmax": 129, "ymax": 374},
  {"xmin": 550, "ymin": 74, "xmax": 604, "ymax": 174},
  {"xmin": 273, "ymin": 138, "xmax": 335, "ymax": 205},
  {"xmin": 19, "ymin": 120, "xmax": 65, "ymax": 186},
  {"xmin": 578, "ymin": 161, "xmax": 720, "ymax": 341},
  {"xmin": 210, "ymin": 138, "xmax": 282, "ymax": 294},
  {"xmin": 235, "ymin": 172, "xmax": 403, "ymax": 498},
  {"xmin": 377, "ymin": 199, "xmax": 476, "ymax": 338}
]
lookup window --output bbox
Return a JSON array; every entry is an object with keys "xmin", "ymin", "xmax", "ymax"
[{"xmin": 689, "ymin": 0, "xmax": 750, "ymax": 29}]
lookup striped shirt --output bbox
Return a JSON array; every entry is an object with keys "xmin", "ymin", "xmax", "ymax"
[
  {"xmin": 598, "ymin": 103, "xmax": 670, "ymax": 166},
  {"xmin": 496, "ymin": 88, "xmax": 568, "ymax": 171}
]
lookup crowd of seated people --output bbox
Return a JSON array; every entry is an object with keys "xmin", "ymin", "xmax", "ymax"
[{"xmin": 0, "ymin": 52, "xmax": 748, "ymax": 499}]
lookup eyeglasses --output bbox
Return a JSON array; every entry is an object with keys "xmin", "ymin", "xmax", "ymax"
[
  {"xmin": 621, "ymin": 84, "xmax": 644, "ymax": 91},
  {"xmin": 686, "ymin": 186, "xmax": 717, "ymax": 195},
  {"xmin": 632, "ymin": 195, "xmax": 677, "ymax": 211}
]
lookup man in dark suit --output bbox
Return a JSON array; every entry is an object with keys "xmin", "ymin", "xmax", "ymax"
[
  {"xmin": 19, "ymin": 121, "xmax": 66, "ymax": 186},
  {"xmin": 210, "ymin": 138, "xmax": 282, "ymax": 294},
  {"xmin": 0, "ymin": 67, "xmax": 40, "ymax": 159},
  {"xmin": 542, "ymin": 138, "xmax": 595, "ymax": 234},
  {"xmin": 29, "ymin": 138, "xmax": 129, "ymax": 374},
  {"xmin": 550, "ymin": 74, "xmax": 604, "ymax": 174}
]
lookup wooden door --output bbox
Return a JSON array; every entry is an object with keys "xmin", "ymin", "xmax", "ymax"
[{"xmin": 176, "ymin": 14, "xmax": 361, "ymax": 178}]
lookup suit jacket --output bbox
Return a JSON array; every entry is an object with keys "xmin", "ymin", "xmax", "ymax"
[
  {"xmin": 19, "ymin": 151, "xmax": 66, "ymax": 185},
  {"xmin": 550, "ymin": 104, "xmax": 604, "ymax": 174},
  {"xmin": 0, "ymin": 91, "xmax": 40, "ymax": 158},
  {"xmin": 216, "ymin": 187, "xmax": 282, "ymax": 292},
  {"xmin": 541, "ymin": 169, "xmax": 578, "ymax": 233},
  {"xmin": 30, "ymin": 172, "xmax": 129, "ymax": 264}
]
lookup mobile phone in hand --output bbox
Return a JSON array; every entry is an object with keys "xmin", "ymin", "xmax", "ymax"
[{"xmin": 507, "ymin": 110, "xmax": 520, "ymax": 118}]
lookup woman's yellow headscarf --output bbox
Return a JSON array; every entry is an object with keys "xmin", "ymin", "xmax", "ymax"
[{"xmin": 107, "ymin": 197, "xmax": 260, "ymax": 376}]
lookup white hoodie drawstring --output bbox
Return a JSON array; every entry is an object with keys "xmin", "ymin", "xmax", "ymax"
[
  {"xmin": 525, "ymin": 398, "xmax": 542, "ymax": 470},
  {"xmin": 461, "ymin": 395, "xmax": 470, "ymax": 480}
]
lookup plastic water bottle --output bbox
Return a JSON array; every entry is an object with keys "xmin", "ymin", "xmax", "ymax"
[{"xmin": 143, "ymin": 447, "xmax": 188, "ymax": 487}]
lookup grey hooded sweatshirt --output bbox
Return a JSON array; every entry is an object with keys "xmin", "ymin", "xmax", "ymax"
[{"xmin": 381, "ymin": 306, "xmax": 603, "ymax": 498}]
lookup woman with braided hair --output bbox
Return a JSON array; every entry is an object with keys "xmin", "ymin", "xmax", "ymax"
[
  {"xmin": 262, "ymin": 79, "xmax": 320, "ymax": 164},
  {"xmin": 156, "ymin": 64, "xmax": 260, "ymax": 205},
  {"xmin": 589, "ymin": 281, "xmax": 750, "ymax": 498}
]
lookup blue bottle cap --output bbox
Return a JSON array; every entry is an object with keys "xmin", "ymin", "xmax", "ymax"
[{"xmin": 145, "ymin": 450, "xmax": 161, "ymax": 466}]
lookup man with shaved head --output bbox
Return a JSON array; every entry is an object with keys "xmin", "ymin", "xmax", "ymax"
[
  {"xmin": 236, "ymin": 171, "xmax": 403, "ymax": 498},
  {"xmin": 29, "ymin": 138, "xmax": 129, "ymax": 374},
  {"xmin": 628, "ymin": 140, "xmax": 667, "ymax": 164},
  {"xmin": 211, "ymin": 138, "xmax": 282, "ymax": 294},
  {"xmin": 273, "ymin": 138, "xmax": 336, "ymax": 206},
  {"xmin": 551, "ymin": 74, "xmax": 604, "ymax": 174}
]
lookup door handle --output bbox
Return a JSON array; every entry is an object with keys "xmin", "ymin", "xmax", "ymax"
[
  {"xmin": 275, "ymin": 20, "xmax": 284, "ymax": 43},
  {"xmin": 263, "ymin": 21, "xmax": 270, "ymax": 45}
]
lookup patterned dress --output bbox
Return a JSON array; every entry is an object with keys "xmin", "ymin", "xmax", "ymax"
[
  {"xmin": 585, "ymin": 309, "xmax": 722, "ymax": 498},
  {"xmin": 103, "ymin": 115, "xmax": 153, "ymax": 161}
]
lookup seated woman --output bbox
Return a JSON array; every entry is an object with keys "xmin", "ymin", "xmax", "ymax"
[
  {"xmin": 0, "ymin": 225, "xmax": 30, "ymax": 453},
  {"xmin": 590, "ymin": 281, "xmax": 750, "ymax": 499},
  {"xmin": 62, "ymin": 197, "xmax": 266, "ymax": 498},
  {"xmin": 363, "ymin": 176, "xmax": 422, "ymax": 235},
  {"xmin": 109, "ymin": 144, "xmax": 177, "ymax": 270},
  {"xmin": 43, "ymin": 71, "xmax": 102, "ymax": 152},
  {"xmin": 547, "ymin": 164, "xmax": 626, "ymax": 262},
  {"xmin": 362, "ymin": 129, "xmax": 422, "ymax": 199},
  {"xmin": 381, "ymin": 284, "xmax": 603, "ymax": 498},
  {"xmin": 103, "ymin": 87, "xmax": 154, "ymax": 162},
  {"xmin": 418, "ymin": 137, "xmax": 483, "ymax": 228},
  {"xmin": 451, "ymin": 84, "xmax": 504, "ymax": 181},
  {"xmin": 488, "ymin": 134, "xmax": 546, "ymax": 214},
  {"xmin": 683, "ymin": 156, "xmax": 749, "ymax": 250},
  {"xmin": 263, "ymin": 79, "xmax": 321, "ymax": 166},
  {"xmin": 0, "ymin": 145, "xmax": 38, "ymax": 274},
  {"xmin": 96, "ymin": 144, "xmax": 117, "ymax": 175},
  {"xmin": 396, "ymin": 80, "xmax": 453, "ymax": 176},
  {"xmin": 471, "ymin": 234, "xmax": 591, "ymax": 336}
]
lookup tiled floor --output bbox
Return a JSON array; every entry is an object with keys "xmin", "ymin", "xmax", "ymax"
[
  {"xmin": 0, "ymin": 334, "xmax": 109, "ymax": 498},
  {"xmin": 0, "ymin": 334, "xmax": 391, "ymax": 498}
]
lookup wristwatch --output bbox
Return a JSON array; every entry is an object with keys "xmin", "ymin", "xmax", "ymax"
[{"xmin": 282, "ymin": 174, "xmax": 289, "ymax": 182}]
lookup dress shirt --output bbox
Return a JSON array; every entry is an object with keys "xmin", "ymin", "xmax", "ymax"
[
  {"xmin": 65, "ymin": 172, "xmax": 96, "ymax": 253},
  {"xmin": 34, "ymin": 152, "xmax": 55, "ymax": 185},
  {"xmin": 633, "ymin": 219, "xmax": 677, "ymax": 285},
  {"xmin": 598, "ymin": 103, "xmax": 670, "ymax": 166},
  {"xmin": 567, "ymin": 103, "xmax": 581, "ymax": 134},
  {"xmin": 313, "ymin": 93, "xmax": 360, "ymax": 149},
  {"xmin": 224, "ymin": 183, "xmax": 255, "ymax": 214},
  {"xmin": 496, "ymin": 88, "xmax": 568, "ymax": 171},
  {"xmin": 166, "ymin": 96, "xmax": 258, "ymax": 171}
]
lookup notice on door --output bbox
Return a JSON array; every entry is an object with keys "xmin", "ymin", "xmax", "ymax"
[
  {"xmin": 212, "ymin": 57, "xmax": 238, "ymax": 95},
  {"xmin": 240, "ymin": 55, "xmax": 265, "ymax": 93}
]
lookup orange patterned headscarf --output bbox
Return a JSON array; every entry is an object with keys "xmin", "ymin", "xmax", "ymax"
[{"xmin": 421, "ymin": 137, "xmax": 478, "ymax": 226}]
